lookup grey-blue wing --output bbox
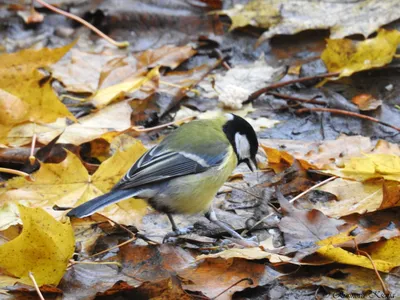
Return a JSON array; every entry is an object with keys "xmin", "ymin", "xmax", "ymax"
[{"xmin": 113, "ymin": 145, "xmax": 227, "ymax": 190}]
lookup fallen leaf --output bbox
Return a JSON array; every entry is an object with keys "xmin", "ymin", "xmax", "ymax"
[
  {"xmin": 135, "ymin": 44, "xmax": 197, "ymax": 69},
  {"xmin": 260, "ymin": 136, "xmax": 400, "ymax": 170},
  {"xmin": 0, "ymin": 89, "xmax": 28, "ymax": 126},
  {"xmin": 180, "ymin": 257, "xmax": 281, "ymax": 299},
  {"xmin": 277, "ymin": 190, "xmax": 345, "ymax": 256},
  {"xmin": 196, "ymin": 238, "xmax": 290, "ymax": 263},
  {"xmin": 322, "ymin": 29, "xmax": 400, "ymax": 77},
  {"xmin": 0, "ymin": 205, "xmax": 74, "ymax": 287},
  {"xmin": 315, "ymin": 178, "xmax": 383, "ymax": 218},
  {"xmin": 51, "ymin": 49, "xmax": 122, "ymax": 93},
  {"xmin": 324, "ymin": 154, "xmax": 400, "ymax": 182},
  {"xmin": 91, "ymin": 67, "xmax": 160, "ymax": 108},
  {"xmin": 198, "ymin": 56, "xmax": 285, "ymax": 109},
  {"xmin": 351, "ymin": 94, "xmax": 382, "ymax": 111},
  {"xmin": 219, "ymin": 0, "xmax": 400, "ymax": 45},
  {"xmin": 0, "ymin": 43, "xmax": 75, "ymax": 144},
  {"xmin": 5, "ymin": 101, "xmax": 133, "ymax": 147},
  {"xmin": 0, "ymin": 140, "xmax": 148, "ymax": 229}
]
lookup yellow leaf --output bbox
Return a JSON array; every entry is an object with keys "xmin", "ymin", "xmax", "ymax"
[
  {"xmin": 322, "ymin": 29, "xmax": 400, "ymax": 77},
  {"xmin": 91, "ymin": 66, "xmax": 160, "ymax": 108},
  {"xmin": 5, "ymin": 101, "xmax": 132, "ymax": 147},
  {"xmin": 324, "ymin": 154, "xmax": 400, "ymax": 182},
  {"xmin": 216, "ymin": 0, "xmax": 281, "ymax": 31},
  {"xmin": 317, "ymin": 245, "xmax": 394, "ymax": 272},
  {"xmin": 0, "ymin": 43, "xmax": 75, "ymax": 143},
  {"xmin": 317, "ymin": 231, "xmax": 400, "ymax": 273},
  {"xmin": 0, "ymin": 141, "xmax": 148, "ymax": 229},
  {"xmin": 315, "ymin": 178, "xmax": 383, "ymax": 218},
  {"xmin": 0, "ymin": 205, "xmax": 74, "ymax": 286},
  {"xmin": 0, "ymin": 89, "xmax": 28, "ymax": 126}
]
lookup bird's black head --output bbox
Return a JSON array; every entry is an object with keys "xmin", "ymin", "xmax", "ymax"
[{"xmin": 223, "ymin": 114, "xmax": 259, "ymax": 171}]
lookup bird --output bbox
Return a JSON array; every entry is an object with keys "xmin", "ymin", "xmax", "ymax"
[{"xmin": 67, "ymin": 113, "xmax": 258, "ymax": 242}]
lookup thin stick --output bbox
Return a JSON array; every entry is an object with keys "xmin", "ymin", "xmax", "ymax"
[
  {"xmin": 89, "ymin": 236, "xmax": 136, "ymax": 258},
  {"xmin": 241, "ymin": 176, "xmax": 337, "ymax": 236},
  {"xmin": 131, "ymin": 116, "xmax": 195, "ymax": 133},
  {"xmin": 0, "ymin": 167, "xmax": 31, "ymax": 178},
  {"xmin": 34, "ymin": 0, "xmax": 129, "ymax": 48},
  {"xmin": 352, "ymin": 239, "xmax": 389, "ymax": 296},
  {"xmin": 297, "ymin": 107, "xmax": 400, "ymax": 132},
  {"xmin": 28, "ymin": 272, "xmax": 45, "ymax": 300},
  {"xmin": 267, "ymin": 92, "xmax": 326, "ymax": 105},
  {"xmin": 246, "ymin": 72, "xmax": 340, "ymax": 103},
  {"xmin": 211, "ymin": 278, "xmax": 253, "ymax": 299}
]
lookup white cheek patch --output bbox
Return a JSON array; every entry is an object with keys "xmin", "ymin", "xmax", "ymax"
[{"xmin": 235, "ymin": 133, "xmax": 250, "ymax": 160}]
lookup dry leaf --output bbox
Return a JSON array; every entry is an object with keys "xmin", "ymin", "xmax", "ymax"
[{"xmin": 0, "ymin": 205, "xmax": 74, "ymax": 287}]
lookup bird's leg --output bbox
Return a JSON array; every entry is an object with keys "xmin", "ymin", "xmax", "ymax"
[
  {"xmin": 162, "ymin": 213, "xmax": 194, "ymax": 243},
  {"xmin": 205, "ymin": 209, "xmax": 259, "ymax": 247},
  {"xmin": 205, "ymin": 209, "xmax": 245, "ymax": 241}
]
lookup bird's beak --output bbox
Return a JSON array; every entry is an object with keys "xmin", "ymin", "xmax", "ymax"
[{"xmin": 246, "ymin": 158, "xmax": 258, "ymax": 172}]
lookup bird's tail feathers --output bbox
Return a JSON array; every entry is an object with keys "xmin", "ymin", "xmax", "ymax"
[{"xmin": 67, "ymin": 189, "xmax": 137, "ymax": 218}]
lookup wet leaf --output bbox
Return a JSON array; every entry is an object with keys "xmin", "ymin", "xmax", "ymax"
[
  {"xmin": 219, "ymin": 0, "xmax": 400, "ymax": 45},
  {"xmin": 0, "ymin": 205, "xmax": 74, "ymax": 287},
  {"xmin": 197, "ymin": 238, "xmax": 290, "ymax": 263},
  {"xmin": 51, "ymin": 49, "xmax": 122, "ymax": 93},
  {"xmin": 277, "ymin": 190, "xmax": 345, "ymax": 256},
  {"xmin": 322, "ymin": 29, "xmax": 400, "ymax": 77}
]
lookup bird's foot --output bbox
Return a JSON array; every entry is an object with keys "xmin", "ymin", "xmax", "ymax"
[{"xmin": 162, "ymin": 226, "xmax": 195, "ymax": 243}]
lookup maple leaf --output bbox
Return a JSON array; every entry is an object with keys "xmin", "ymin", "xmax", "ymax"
[
  {"xmin": 0, "ymin": 43, "xmax": 75, "ymax": 144},
  {"xmin": 0, "ymin": 140, "xmax": 148, "ymax": 230},
  {"xmin": 0, "ymin": 205, "xmax": 74, "ymax": 287}
]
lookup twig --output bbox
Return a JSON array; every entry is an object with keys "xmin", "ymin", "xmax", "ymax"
[
  {"xmin": 130, "ymin": 116, "xmax": 195, "ymax": 133},
  {"xmin": 297, "ymin": 107, "xmax": 400, "ymax": 132},
  {"xmin": 245, "ymin": 72, "xmax": 340, "ymax": 103},
  {"xmin": 28, "ymin": 272, "xmax": 45, "ymax": 300},
  {"xmin": 267, "ymin": 92, "xmax": 326, "ymax": 105},
  {"xmin": 29, "ymin": 126, "xmax": 37, "ymax": 165},
  {"xmin": 0, "ymin": 167, "xmax": 32, "ymax": 179},
  {"xmin": 241, "ymin": 176, "xmax": 337, "ymax": 236},
  {"xmin": 212, "ymin": 278, "xmax": 253, "ymax": 299},
  {"xmin": 34, "ymin": 0, "xmax": 129, "ymax": 48},
  {"xmin": 88, "ymin": 236, "xmax": 136, "ymax": 258},
  {"xmin": 353, "ymin": 239, "xmax": 390, "ymax": 297}
]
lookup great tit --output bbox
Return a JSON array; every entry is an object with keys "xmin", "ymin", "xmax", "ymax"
[{"xmin": 67, "ymin": 114, "xmax": 258, "ymax": 241}]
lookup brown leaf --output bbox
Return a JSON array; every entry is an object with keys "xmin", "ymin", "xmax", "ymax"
[{"xmin": 277, "ymin": 189, "xmax": 345, "ymax": 256}]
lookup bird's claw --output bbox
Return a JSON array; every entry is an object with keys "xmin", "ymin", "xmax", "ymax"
[{"xmin": 162, "ymin": 226, "xmax": 195, "ymax": 243}]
